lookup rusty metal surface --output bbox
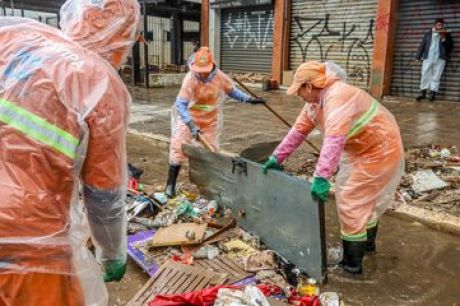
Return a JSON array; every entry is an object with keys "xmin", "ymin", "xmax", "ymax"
[
  {"xmin": 127, "ymin": 261, "xmax": 228, "ymax": 306},
  {"xmin": 184, "ymin": 145, "xmax": 327, "ymax": 282}
]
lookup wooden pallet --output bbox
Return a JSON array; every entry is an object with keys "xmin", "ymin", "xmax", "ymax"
[
  {"xmin": 127, "ymin": 261, "xmax": 228, "ymax": 306},
  {"xmin": 194, "ymin": 255, "xmax": 252, "ymax": 284}
]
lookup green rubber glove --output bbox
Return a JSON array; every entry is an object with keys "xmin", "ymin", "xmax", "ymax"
[
  {"xmin": 103, "ymin": 259, "xmax": 127, "ymax": 282},
  {"xmin": 262, "ymin": 155, "xmax": 283, "ymax": 174},
  {"xmin": 311, "ymin": 176, "xmax": 331, "ymax": 202}
]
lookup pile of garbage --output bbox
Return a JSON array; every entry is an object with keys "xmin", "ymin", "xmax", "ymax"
[
  {"xmin": 124, "ymin": 164, "xmax": 341, "ymax": 306},
  {"xmin": 230, "ymin": 72, "xmax": 269, "ymax": 84},
  {"xmin": 397, "ymin": 145, "xmax": 460, "ymax": 217},
  {"xmin": 289, "ymin": 145, "xmax": 460, "ymax": 217}
]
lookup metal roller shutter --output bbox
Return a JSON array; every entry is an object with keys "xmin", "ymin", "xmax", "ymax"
[
  {"xmin": 390, "ymin": 0, "xmax": 460, "ymax": 102},
  {"xmin": 289, "ymin": 0, "xmax": 378, "ymax": 90},
  {"xmin": 220, "ymin": 6, "xmax": 274, "ymax": 73}
]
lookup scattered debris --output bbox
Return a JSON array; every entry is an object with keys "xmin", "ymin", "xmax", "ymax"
[
  {"xmin": 230, "ymin": 72, "xmax": 269, "ymax": 84},
  {"xmin": 127, "ymin": 261, "xmax": 228, "ymax": 306},
  {"xmin": 410, "ymin": 170, "xmax": 450, "ymax": 193},
  {"xmin": 125, "ymin": 168, "xmax": 331, "ymax": 306},
  {"xmin": 214, "ymin": 286, "xmax": 271, "ymax": 306}
]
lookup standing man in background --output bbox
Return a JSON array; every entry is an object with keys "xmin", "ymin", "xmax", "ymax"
[{"xmin": 415, "ymin": 18, "xmax": 453, "ymax": 102}]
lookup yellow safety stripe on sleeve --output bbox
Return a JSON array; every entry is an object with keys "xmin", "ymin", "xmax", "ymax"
[
  {"xmin": 0, "ymin": 98, "xmax": 79, "ymax": 159},
  {"xmin": 347, "ymin": 100, "xmax": 379, "ymax": 139}
]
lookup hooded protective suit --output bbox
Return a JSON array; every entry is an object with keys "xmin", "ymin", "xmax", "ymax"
[
  {"xmin": 0, "ymin": 0, "xmax": 140, "ymax": 305},
  {"xmin": 272, "ymin": 62, "xmax": 404, "ymax": 241},
  {"xmin": 169, "ymin": 47, "xmax": 254, "ymax": 165}
]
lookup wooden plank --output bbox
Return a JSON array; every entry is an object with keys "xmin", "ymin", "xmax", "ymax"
[{"xmin": 148, "ymin": 223, "xmax": 208, "ymax": 247}]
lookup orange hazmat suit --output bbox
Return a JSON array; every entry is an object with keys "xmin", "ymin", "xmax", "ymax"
[{"xmin": 0, "ymin": 0, "xmax": 140, "ymax": 305}]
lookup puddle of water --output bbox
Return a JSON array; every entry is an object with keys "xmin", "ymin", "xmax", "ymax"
[{"xmin": 323, "ymin": 201, "xmax": 460, "ymax": 306}]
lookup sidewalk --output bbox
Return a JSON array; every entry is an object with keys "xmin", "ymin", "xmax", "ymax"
[{"xmin": 129, "ymin": 86, "xmax": 460, "ymax": 154}]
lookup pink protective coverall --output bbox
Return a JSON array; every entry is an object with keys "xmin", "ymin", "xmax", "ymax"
[
  {"xmin": 170, "ymin": 70, "xmax": 235, "ymax": 165},
  {"xmin": 274, "ymin": 78, "xmax": 404, "ymax": 241},
  {"xmin": 0, "ymin": 0, "xmax": 139, "ymax": 304}
]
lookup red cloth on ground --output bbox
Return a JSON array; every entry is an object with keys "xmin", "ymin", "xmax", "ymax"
[{"xmin": 148, "ymin": 284, "xmax": 283, "ymax": 306}]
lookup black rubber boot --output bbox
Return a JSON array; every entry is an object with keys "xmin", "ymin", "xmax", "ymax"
[
  {"xmin": 339, "ymin": 240, "xmax": 366, "ymax": 274},
  {"xmin": 415, "ymin": 90, "xmax": 427, "ymax": 101},
  {"xmin": 429, "ymin": 91, "xmax": 437, "ymax": 102},
  {"xmin": 165, "ymin": 165, "xmax": 181, "ymax": 198},
  {"xmin": 366, "ymin": 225, "xmax": 378, "ymax": 253}
]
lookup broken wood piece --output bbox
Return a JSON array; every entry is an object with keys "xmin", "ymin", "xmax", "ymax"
[
  {"xmin": 126, "ymin": 261, "xmax": 228, "ymax": 306},
  {"xmin": 148, "ymin": 223, "xmax": 207, "ymax": 247}
]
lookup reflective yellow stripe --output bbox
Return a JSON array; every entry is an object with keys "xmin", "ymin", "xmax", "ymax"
[
  {"xmin": 367, "ymin": 220, "xmax": 378, "ymax": 229},
  {"xmin": 341, "ymin": 231, "xmax": 367, "ymax": 242},
  {"xmin": 191, "ymin": 104, "xmax": 216, "ymax": 112},
  {"xmin": 0, "ymin": 98, "xmax": 79, "ymax": 159},
  {"xmin": 347, "ymin": 100, "xmax": 379, "ymax": 138}
]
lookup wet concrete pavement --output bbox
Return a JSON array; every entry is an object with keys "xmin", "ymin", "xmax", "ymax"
[{"xmin": 117, "ymin": 87, "xmax": 460, "ymax": 305}]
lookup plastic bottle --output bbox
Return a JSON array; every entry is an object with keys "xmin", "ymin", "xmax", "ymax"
[
  {"xmin": 206, "ymin": 200, "xmax": 218, "ymax": 217},
  {"xmin": 297, "ymin": 278, "xmax": 320, "ymax": 297}
]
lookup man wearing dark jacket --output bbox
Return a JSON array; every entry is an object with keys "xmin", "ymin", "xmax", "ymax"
[{"xmin": 415, "ymin": 18, "xmax": 454, "ymax": 102}]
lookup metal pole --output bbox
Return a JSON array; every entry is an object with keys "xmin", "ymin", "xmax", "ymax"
[
  {"xmin": 233, "ymin": 77, "xmax": 320, "ymax": 153},
  {"xmin": 143, "ymin": 2, "xmax": 149, "ymax": 88}
]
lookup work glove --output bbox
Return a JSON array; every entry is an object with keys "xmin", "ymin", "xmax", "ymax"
[
  {"xmin": 103, "ymin": 259, "xmax": 127, "ymax": 282},
  {"xmin": 311, "ymin": 176, "xmax": 331, "ymax": 202},
  {"xmin": 262, "ymin": 155, "xmax": 283, "ymax": 174},
  {"xmin": 247, "ymin": 96, "xmax": 267, "ymax": 104},
  {"xmin": 186, "ymin": 121, "xmax": 201, "ymax": 139}
]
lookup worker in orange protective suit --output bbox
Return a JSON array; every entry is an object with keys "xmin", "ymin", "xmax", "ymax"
[
  {"xmin": 263, "ymin": 61, "xmax": 404, "ymax": 274},
  {"xmin": 166, "ymin": 47, "xmax": 266, "ymax": 198},
  {"xmin": 0, "ymin": 0, "xmax": 140, "ymax": 305}
]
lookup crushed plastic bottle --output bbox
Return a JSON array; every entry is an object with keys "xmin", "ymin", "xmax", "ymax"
[{"xmin": 297, "ymin": 278, "xmax": 320, "ymax": 297}]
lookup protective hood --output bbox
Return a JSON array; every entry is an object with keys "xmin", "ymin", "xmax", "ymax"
[{"xmin": 60, "ymin": 0, "xmax": 140, "ymax": 69}]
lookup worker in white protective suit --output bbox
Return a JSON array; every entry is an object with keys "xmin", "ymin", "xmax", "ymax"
[
  {"xmin": 0, "ymin": 0, "xmax": 140, "ymax": 305},
  {"xmin": 415, "ymin": 18, "xmax": 454, "ymax": 102}
]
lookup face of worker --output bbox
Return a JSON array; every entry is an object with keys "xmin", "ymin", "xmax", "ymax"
[
  {"xmin": 199, "ymin": 72, "xmax": 211, "ymax": 78},
  {"xmin": 298, "ymin": 83, "xmax": 321, "ymax": 104},
  {"xmin": 435, "ymin": 22, "xmax": 444, "ymax": 31}
]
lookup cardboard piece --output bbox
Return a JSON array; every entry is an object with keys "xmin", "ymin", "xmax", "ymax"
[{"xmin": 148, "ymin": 223, "xmax": 207, "ymax": 247}]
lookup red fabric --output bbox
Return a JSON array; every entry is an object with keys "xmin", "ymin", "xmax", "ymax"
[
  {"xmin": 148, "ymin": 284, "xmax": 282, "ymax": 306},
  {"xmin": 148, "ymin": 285, "xmax": 237, "ymax": 306},
  {"xmin": 288, "ymin": 288, "xmax": 321, "ymax": 306},
  {"xmin": 128, "ymin": 177, "xmax": 140, "ymax": 190}
]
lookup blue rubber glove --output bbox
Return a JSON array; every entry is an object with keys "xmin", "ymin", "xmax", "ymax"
[
  {"xmin": 186, "ymin": 121, "xmax": 201, "ymax": 139},
  {"xmin": 103, "ymin": 259, "xmax": 127, "ymax": 282},
  {"xmin": 311, "ymin": 176, "xmax": 330, "ymax": 202},
  {"xmin": 262, "ymin": 155, "xmax": 283, "ymax": 174}
]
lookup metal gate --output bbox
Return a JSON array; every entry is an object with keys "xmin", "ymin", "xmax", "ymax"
[
  {"xmin": 220, "ymin": 6, "xmax": 274, "ymax": 73},
  {"xmin": 289, "ymin": 0, "xmax": 378, "ymax": 90},
  {"xmin": 390, "ymin": 0, "xmax": 460, "ymax": 102}
]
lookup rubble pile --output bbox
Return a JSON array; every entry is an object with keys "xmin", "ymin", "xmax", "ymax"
[
  {"xmin": 124, "ymin": 165, "xmax": 340, "ymax": 306},
  {"xmin": 230, "ymin": 72, "xmax": 269, "ymax": 84},
  {"xmin": 398, "ymin": 145, "xmax": 460, "ymax": 217},
  {"xmin": 287, "ymin": 145, "xmax": 460, "ymax": 217}
]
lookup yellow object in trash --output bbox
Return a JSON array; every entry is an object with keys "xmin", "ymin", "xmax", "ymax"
[{"xmin": 297, "ymin": 278, "xmax": 320, "ymax": 297}]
